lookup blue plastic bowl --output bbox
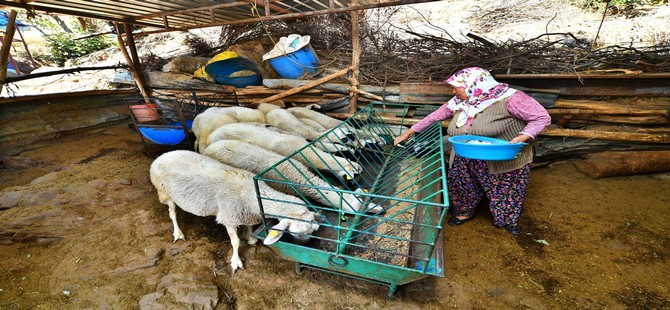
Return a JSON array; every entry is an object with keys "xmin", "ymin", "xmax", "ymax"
[
  {"xmin": 447, "ymin": 135, "xmax": 527, "ymax": 161},
  {"xmin": 205, "ymin": 57, "xmax": 262, "ymax": 88},
  {"xmin": 138, "ymin": 121, "xmax": 192, "ymax": 145}
]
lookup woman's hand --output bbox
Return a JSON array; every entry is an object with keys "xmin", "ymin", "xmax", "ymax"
[
  {"xmin": 509, "ymin": 134, "xmax": 531, "ymax": 144},
  {"xmin": 394, "ymin": 128, "xmax": 416, "ymax": 146}
]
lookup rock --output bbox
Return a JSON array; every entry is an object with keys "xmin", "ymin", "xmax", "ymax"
[
  {"xmin": 0, "ymin": 190, "xmax": 24, "ymax": 209},
  {"xmin": 2, "ymin": 156, "xmax": 39, "ymax": 169},
  {"xmin": 140, "ymin": 273, "xmax": 219, "ymax": 310},
  {"xmin": 0, "ymin": 209, "xmax": 77, "ymax": 244}
]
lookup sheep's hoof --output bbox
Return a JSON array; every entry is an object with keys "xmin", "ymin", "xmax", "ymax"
[
  {"xmin": 230, "ymin": 260, "xmax": 244, "ymax": 274},
  {"xmin": 173, "ymin": 233, "xmax": 185, "ymax": 243}
]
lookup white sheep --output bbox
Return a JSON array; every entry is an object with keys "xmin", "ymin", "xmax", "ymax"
[
  {"xmin": 191, "ymin": 106, "xmax": 266, "ymax": 152},
  {"xmin": 202, "ymin": 139, "xmax": 383, "ymax": 213},
  {"xmin": 205, "ymin": 122, "xmax": 362, "ymax": 183},
  {"xmin": 150, "ymin": 150, "xmax": 320, "ymax": 273},
  {"xmin": 297, "ymin": 117, "xmax": 327, "ymax": 132},
  {"xmin": 265, "ymin": 108, "xmax": 353, "ymax": 152},
  {"xmin": 287, "ymin": 107, "xmax": 342, "ymax": 129},
  {"xmin": 287, "ymin": 107, "xmax": 385, "ymax": 150}
]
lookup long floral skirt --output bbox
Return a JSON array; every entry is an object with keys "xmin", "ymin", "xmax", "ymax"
[{"xmin": 447, "ymin": 155, "xmax": 531, "ymax": 227}]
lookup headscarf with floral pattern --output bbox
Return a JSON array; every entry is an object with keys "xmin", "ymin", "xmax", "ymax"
[{"xmin": 445, "ymin": 67, "xmax": 517, "ymax": 127}]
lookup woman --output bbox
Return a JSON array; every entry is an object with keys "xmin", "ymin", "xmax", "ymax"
[{"xmin": 393, "ymin": 67, "xmax": 551, "ymax": 235}]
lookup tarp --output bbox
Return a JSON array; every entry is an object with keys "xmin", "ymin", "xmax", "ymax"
[{"xmin": 0, "ymin": 11, "xmax": 30, "ymax": 27}]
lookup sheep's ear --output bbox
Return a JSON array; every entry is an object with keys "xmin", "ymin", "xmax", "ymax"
[{"xmin": 263, "ymin": 219, "xmax": 290, "ymax": 245}]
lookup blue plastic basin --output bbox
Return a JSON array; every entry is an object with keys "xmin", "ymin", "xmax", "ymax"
[
  {"xmin": 267, "ymin": 44, "xmax": 320, "ymax": 79},
  {"xmin": 448, "ymin": 135, "xmax": 527, "ymax": 161},
  {"xmin": 138, "ymin": 121, "xmax": 193, "ymax": 145},
  {"xmin": 205, "ymin": 57, "xmax": 262, "ymax": 88}
]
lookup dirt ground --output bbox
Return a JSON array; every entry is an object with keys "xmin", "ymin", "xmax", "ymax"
[{"xmin": 1, "ymin": 126, "xmax": 669, "ymax": 309}]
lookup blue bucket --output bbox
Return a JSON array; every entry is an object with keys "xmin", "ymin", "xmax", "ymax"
[
  {"xmin": 268, "ymin": 44, "xmax": 320, "ymax": 79},
  {"xmin": 205, "ymin": 57, "xmax": 263, "ymax": 88}
]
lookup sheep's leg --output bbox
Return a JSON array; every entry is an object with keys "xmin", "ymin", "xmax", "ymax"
[
  {"xmin": 245, "ymin": 225, "xmax": 257, "ymax": 245},
  {"xmin": 226, "ymin": 225, "xmax": 244, "ymax": 273},
  {"xmin": 167, "ymin": 200, "xmax": 185, "ymax": 242}
]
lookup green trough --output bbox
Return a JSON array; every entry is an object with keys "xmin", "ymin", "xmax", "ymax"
[{"xmin": 253, "ymin": 103, "xmax": 449, "ymax": 298}]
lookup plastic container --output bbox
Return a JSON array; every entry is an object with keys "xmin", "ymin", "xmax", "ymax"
[
  {"xmin": 138, "ymin": 121, "xmax": 193, "ymax": 145},
  {"xmin": 448, "ymin": 135, "xmax": 527, "ymax": 161},
  {"xmin": 138, "ymin": 127, "xmax": 185, "ymax": 145},
  {"xmin": 205, "ymin": 57, "xmax": 262, "ymax": 88},
  {"xmin": 267, "ymin": 44, "xmax": 320, "ymax": 79},
  {"xmin": 128, "ymin": 103, "xmax": 159, "ymax": 122}
]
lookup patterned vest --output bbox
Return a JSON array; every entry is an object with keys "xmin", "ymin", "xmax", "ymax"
[{"xmin": 447, "ymin": 98, "xmax": 534, "ymax": 174}]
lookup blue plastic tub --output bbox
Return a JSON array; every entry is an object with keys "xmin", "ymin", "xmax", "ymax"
[
  {"xmin": 267, "ymin": 44, "xmax": 320, "ymax": 79},
  {"xmin": 138, "ymin": 121, "xmax": 193, "ymax": 145},
  {"xmin": 205, "ymin": 57, "xmax": 262, "ymax": 88},
  {"xmin": 448, "ymin": 135, "xmax": 527, "ymax": 161}
]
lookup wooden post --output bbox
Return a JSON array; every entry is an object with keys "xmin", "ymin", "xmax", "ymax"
[
  {"xmin": 0, "ymin": 10, "xmax": 18, "ymax": 95},
  {"xmin": 348, "ymin": 4, "xmax": 362, "ymax": 115},
  {"xmin": 114, "ymin": 22, "xmax": 151, "ymax": 100}
]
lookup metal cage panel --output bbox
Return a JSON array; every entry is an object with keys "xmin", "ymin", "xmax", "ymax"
[{"xmin": 253, "ymin": 102, "xmax": 449, "ymax": 296}]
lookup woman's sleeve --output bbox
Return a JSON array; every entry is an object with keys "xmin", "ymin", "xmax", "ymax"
[
  {"xmin": 505, "ymin": 91, "xmax": 552, "ymax": 139},
  {"xmin": 410, "ymin": 104, "xmax": 454, "ymax": 133}
]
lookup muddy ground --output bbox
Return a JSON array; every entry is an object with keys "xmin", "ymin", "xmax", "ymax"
[{"xmin": 1, "ymin": 126, "xmax": 669, "ymax": 309}]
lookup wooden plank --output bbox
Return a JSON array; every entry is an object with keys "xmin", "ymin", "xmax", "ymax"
[
  {"xmin": 399, "ymin": 82, "xmax": 452, "ymax": 103},
  {"xmin": 541, "ymin": 127, "xmax": 670, "ymax": 144}
]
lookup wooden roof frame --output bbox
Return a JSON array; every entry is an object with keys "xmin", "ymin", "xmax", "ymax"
[
  {"xmin": 0, "ymin": 0, "xmax": 442, "ymax": 35},
  {"xmin": 0, "ymin": 0, "xmax": 442, "ymax": 108}
]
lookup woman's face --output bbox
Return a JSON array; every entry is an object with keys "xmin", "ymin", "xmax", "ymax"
[{"xmin": 450, "ymin": 85, "xmax": 468, "ymax": 100}]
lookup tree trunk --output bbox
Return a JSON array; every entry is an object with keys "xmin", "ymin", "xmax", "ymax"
[{"xmin": 573, "ymin": 150, "xmax": 670, "ymax": 178}]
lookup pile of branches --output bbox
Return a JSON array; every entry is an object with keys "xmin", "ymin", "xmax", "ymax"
[
  {"xmin": 214, "ymin": 11, "xmax": 670, "ymax": 87},
  {"xmin": 355, "ymin": 30, "xmax": 670, "ymax": 85}
]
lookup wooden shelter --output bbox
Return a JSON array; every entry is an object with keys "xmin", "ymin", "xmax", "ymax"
[
  {"xmin": 0, "ymin": 0, "xmax": 669, "ymax": 177},
  {"xmin": 0, "ymin": 0, "xmax": 440, "ymax": 99}
]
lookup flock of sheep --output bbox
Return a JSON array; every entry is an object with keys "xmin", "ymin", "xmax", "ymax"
[{"xmin": 149, "ymin": 104, "xmax": 390, "ymax": 273}]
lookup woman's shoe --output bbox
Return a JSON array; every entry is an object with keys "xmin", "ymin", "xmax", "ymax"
[
  {"xmin": 447, "ymin": 216, "xmax": 473, "ymax": 226},
  {"xmin": 505, "ymin": 224, "xmax": 521, "ymax": 235}
]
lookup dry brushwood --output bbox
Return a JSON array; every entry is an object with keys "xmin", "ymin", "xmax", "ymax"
[{"xmin": 210, "ymin": 10, "xmax": 669, "ymax": 87}]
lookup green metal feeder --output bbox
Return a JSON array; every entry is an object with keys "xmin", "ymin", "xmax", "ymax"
[{"xmin": 253, "ymin": 103, "xmax": 449, "ymax": 298}]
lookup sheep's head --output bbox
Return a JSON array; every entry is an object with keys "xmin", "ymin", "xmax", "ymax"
[
  {"xmin": 334, "ymin": 162, "xmax": 362, "ymax": 184},
  {"xmin": 325, "ymin": 128, "xmax": 356, "ymax": 145},
  {"xmin": 342, "ymin": 188, "xmax": 384, "ymax": 214},
  {"xmin": 263, "ymin": 212, "xmax": 321, "ymax": 245}
]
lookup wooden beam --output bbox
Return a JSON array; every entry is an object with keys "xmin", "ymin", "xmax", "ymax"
[
  {"xmin": 554, "ymin": 99, "xmax": 669, "ymax": 115},
  {"xmin": 255, "ymin": 66, "xmax": 353, "ymax": 104},
  {"xmin": 541, "ymin": 127, "xmax": 670, "ymax": 144},
  {"xmin": 0, "ymin": 10, "xmax": 18, "ymax": 95}
]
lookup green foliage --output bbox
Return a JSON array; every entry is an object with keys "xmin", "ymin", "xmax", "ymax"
[
  {"xmin": 25, "ymin": 14, "xmax": 113, "ymax": 66},
  {"xmin": 573, "ymin": 0, "xmax": 669, "ymax": 14},
  {"xmin": 43, "ymin": 32, "xmax": 112, "ymax": 66}
]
